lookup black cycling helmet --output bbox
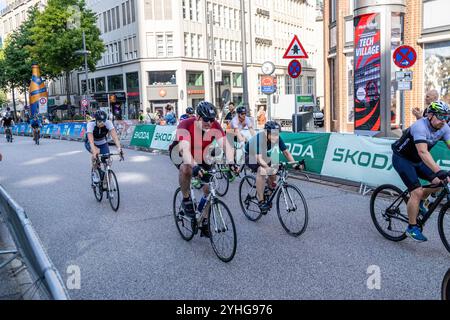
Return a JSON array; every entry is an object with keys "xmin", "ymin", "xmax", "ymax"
[
  {"xmin": 186, "ymin": 107, "xmax": 194, "ymax": 114},
  {"xmin": 6, "ymin": 107, "xmax": 10, "ymax": 112},
  {"xmin": 264, "ymin": 121, "xmax": 281, "ymax": 133},
  {"xmin": 94, "ymin": 110, "xmax": 108, "ymax": 123},
  {"xmin": 196, "ymin": 101, "xmax": 216, "ymax": 120},
  {"xmin": 236, "ymin": 106, "xmax": 246, "ymax": 114}
]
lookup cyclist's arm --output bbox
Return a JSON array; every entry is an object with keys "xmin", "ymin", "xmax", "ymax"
[
  {"xmin": 233, "ymin": 128, "xmax": 245, "ymax": 142},
  {"xmin": 178, "ymin": 140, "xmax": 198, "ymax": 167},
  {"xmin": 109, "ymin": 128, "xmax": 122, "ymax": 151},
  {"xmin": 282, "ymin": 150, "xmax": 296, "ymax": 163},
  {"xmin": 416, "ymin": 143, "xmax": 441, "ymax": 173},
  {"xmin": 216, "ymin": 136, "xmax": 235, "ymax": 165},
  {"xmin": 256, "ymin": 154, "xmax": 271, "ymax": 169}
]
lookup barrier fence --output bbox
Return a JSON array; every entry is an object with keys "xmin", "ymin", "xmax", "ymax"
[
  {"xmin": 0, "ymin": 185, "xmax": 70, "ymax": 300},
  {"xmin": 3, "ymin": 122, "xmax": 449, "ymax": 189}
]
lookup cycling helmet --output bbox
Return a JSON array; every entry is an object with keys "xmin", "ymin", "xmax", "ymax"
[
  {"xmin": 186, "ymin": 107, "xmax": 194, "ymax": 114},
  {"xmin": 236, "ymin": 106, "xmax": 246, "ymax": 114},
  {"xmin": 264, "ymin": 121, "xmax": 281, "ymax": 133},
  {"xmin": 94, "ymin": 110, "xmax": 108, "ymax": 123},
  {"xmin": 196, "ymin": 101, "xmax": 216, "ymax": 120},
  {"xmin": 428, "ymin": 100, "xmax": 449, "ymax": 115}
]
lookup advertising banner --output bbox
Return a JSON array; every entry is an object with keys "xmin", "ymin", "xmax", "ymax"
[
  {"xmin": 71, "ymin": 123, "xmax": 85, "ymax": 139},
  {"xmin": 278, "ymin": 132, "xmax": 332, "ymax": 174},
  {"xmin": 150, "ymin": 125, "xmax": 177, "ymax": 150},
  {"xmin": 354, "ymin": 13, "xmax": 381, "ymax": 133},
  {"xmin": 322, "ymin": 133, "xmax": 405, "ymax": 188},
  {"xmin": 130, "ymin": 125, "xmax": 156, "ymax": 148}
]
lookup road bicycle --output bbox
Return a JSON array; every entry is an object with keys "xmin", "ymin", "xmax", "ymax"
[
  {"xmin": 370, "ymin": 173, "xmax": 450, "ymax": 253},
  {"xmin": 442, "ymin": 268, "xmax": 450, "ymax": 300},
  {"xmin": 5, "ymin": 127, "xmax": 13, "ymax": 143},
  {"xmin": 238, "ymin": 160, "xmax": 308, "ymax": 237},
  {"xmin": 91, "ymin": 152, "xmax": 124, "ymax": 212},
  {"xmin": 173, "ymin": 168, "xmax": 237, "ymax": 262},
  {"xmin": 32, "ymin": 128, "xmax": 40, "ymax": 145}
]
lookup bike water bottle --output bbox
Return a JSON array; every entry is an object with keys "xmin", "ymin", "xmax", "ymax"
[{"xmin": 197, "ymin": 196, "xmax": 208, "ymax": 213}]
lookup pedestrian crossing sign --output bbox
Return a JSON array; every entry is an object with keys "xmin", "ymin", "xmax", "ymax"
[{"xmin": 283, "ymin": 35, "xmax": 309, "ymax": 59}]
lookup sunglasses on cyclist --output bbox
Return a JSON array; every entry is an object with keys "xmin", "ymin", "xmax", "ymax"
[
  {"xmin": 434, "ymin": 114, "xmax": 450, "ymax": 121},
  {"xmin": 201, "ymin": 117, "xmax": 215, "ymax": 123}
]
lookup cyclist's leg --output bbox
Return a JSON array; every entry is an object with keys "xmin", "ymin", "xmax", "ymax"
[
  {"xmin": 392, "ymin": 154, "xmax": 424, "ymax": 225},
  {"xmin": 417, "ymin": 162, "xmax": 442, "ymax": 196},
  {"xmin": 179, "ymin": 164, "xmax": 192, "ymax": 198}
]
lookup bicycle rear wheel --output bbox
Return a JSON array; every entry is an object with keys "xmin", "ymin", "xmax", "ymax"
[
  {"xmin": 276, "ymin": 184, "xmax": 308, "ymax": 237},
  {"xmin": 239, "ymin": 175, "xmax": 262, "ymax": 222},
  {"xmin": 438, "ymin": 203, "xmax": 450, "ymax": 254},
  {"xmin": 92, "ymin": 169, "xmax": 103, "ymax": 202},
  {"xmin": 173, "ymin": 188, "xmax": 195, "ymax": 241},
  {"xmin": 107, "ymin": 170, "xmax": 120, "ymax": 211},
  {"xmin": 208, "ymin": 199, "xmax": 237, "ymax": 262},
  {"xmin": 370, "ymin": 184, "xmax": 409, "ymax": 241},
  {"xmin": 442, "ymin": 268, "xmax": 450, "ymax": 300}
]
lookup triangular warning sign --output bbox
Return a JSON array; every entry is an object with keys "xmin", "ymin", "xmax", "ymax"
[{"xmin": 283, "ymin": 35, "xmax": 309, "ymax": 59}]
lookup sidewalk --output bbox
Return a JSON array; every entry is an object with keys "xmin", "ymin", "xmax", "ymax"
[{"xmin": 0, "ymin": 217, "xmax": 23, "ymax": 300}]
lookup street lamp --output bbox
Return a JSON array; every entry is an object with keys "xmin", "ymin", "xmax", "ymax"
[{"xmin": 75, "ymin": 31, "xmax": 91, "ymax": 112}]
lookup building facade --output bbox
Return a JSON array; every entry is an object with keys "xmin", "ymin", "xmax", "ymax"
[
  {"xmin": 84, "ymin": 0, "xmax": 321, "ymax": 120},
  {"xmin": 324, "ymin": 0, "xmax": 450, "ymax": 133}
]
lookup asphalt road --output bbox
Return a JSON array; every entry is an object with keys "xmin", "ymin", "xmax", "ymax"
[{"xmin": 0, "ymin": 136, "xmax": 449, "ymax": 300}]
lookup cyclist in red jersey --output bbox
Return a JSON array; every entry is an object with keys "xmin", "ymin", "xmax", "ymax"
[{"xmin": 170, "ymin": 101, "xmax": 237, "ymax": 231}]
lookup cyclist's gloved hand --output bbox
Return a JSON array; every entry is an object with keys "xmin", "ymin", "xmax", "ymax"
[
  {"xmin": 435, "ymin": 170, "xmax": 449, "ymax": 181},
  {"xmin": 192, "ymin": 165, "xmax": 204, "ymax": 178},
  {"xmin": 229, "ymin": 164, "xmax": 239, "ymax": 174},
  {"xmin": 293, "ymin": 160, "xmax": 305, "ymax": 171}
]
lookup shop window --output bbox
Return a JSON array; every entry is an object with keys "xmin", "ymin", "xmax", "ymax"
[
  {"xmin": 108, "ymin": 75, "xmax": 124, "ymax": 91},
  {"xmin": 149, "ymin": 71, "xmax": 176, "ymax": 85},
  {"xmin": 187, "ymin": 72, "xmax": 204, "ymax": 86}
]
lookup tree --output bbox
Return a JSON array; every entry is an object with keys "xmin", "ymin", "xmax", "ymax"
[{"xmin": 30, "ymin": 0, "xmax": 104, "ymax": 115}]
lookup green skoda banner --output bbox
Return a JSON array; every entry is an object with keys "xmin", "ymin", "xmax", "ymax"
[
  {"xmin": 322, "ymin": 133, "xmax": 405, "ymax": 188},
  {"xmin": 431, "ymin": 141, "xmax": 450, "ymax": 172},
  {"xmin": 150, "ymin": 125, "xmax": 177, "ymax": 150},
  {"xmin": 278, "ymin": 132, "xmax": 331, "ymax": 174},
  {"xmin": 130, "ymin": 125, "xmax": 156, "ymax": 148}
]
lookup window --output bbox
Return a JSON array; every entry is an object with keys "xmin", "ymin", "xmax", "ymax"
[
  {"xmin": 295, "ymin": 77, "xmax": 303, "ymax": 95},
  {"xmin": 149, "ymin": 71, "xmax": 176, "ymax": 85},
  {"xmin": 347, "ymin": 56, "xmax": 354, "ymax": 123},
  {"xmin": 111, "ymin": 8, "xmax": 116, "ymax": 30},
  {"xmin": 126, "ymin": 72, "xmax": 139, "ymax": 91},
  {"xmin": 285, "ymin": 76, "xmax": 293, "ymax": 94},
  {"xmin": 191, "ymin": 34, "xmax": 195, "ymax": 57},
  {"xmin": 166, "ymin": 34, "xmax": 173, "ymax": 57},
  {"xmin": 126, "ymin": 1, "xmax": 131, "ymax": 24},
  {"xmin": 190, "ymin": 0, "xmax": 193, "ymax": 20},
  {"xmin": 233, "ymin": 73, "xmax": 242, "ymax": 88},
  {"xmin": 96, "ymin": 77, "xmax": 106, "ymax": 92},
  {"xmin": 108, "ymin": 75, "xmax": 124, "ymax": 91},
  {"xmin": 424, "ymin": 41, "xmax": 450, "ymax": 102},
  {"xmin": 145, "ymin": 0, "xmax": 153, "ymax": 19},
  {"xmin": 330, "ymin": 0, "xmax": 336, "ymax": 24},
  {"xmin": 184, "ymin": 33, "xmax": 189, "ymax": 56},
  {"xmin": 103, "ymin": 12, "xmax": 107, "ymax": 32},
  {"xmin": 131, "ymin": 0, "xmax": 136, "ymax": 22},
  {"xmin": 116, "ymin": 6, "xmax": 121, "ymax": 28},
  {"xmin": 423, "ymin": 0, "xmax": 450, "ymax": 31},
  {"xmin": 107, "ymin": 10, "xmax": 112, "ymax": 31},
  {"xmin": 196, "ymin": 0, "xmax": 200, "ymax": 21},
  {"xmin": 197, "ymin": 35, "xmax": 202, "ymax": 58},
  {"xmin": 156, "ymin": 34, "xmax": 164, "ymax": 57},
  {"xmin": 307, "ymin": 77, "xmax": 314, "ymax": 95},
  {"xmin": 187, "ymin": 72, "xmax": 204, "ymax": 86},
  {"xmin": 182, "ymin": 0, "xmax": 187, "ymax": 19},
  {"xmin": 122, "ymin": 3, "xmax": 127, "ymax": 25}
]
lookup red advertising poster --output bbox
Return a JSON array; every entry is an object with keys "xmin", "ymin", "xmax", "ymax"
[{"xmin": 354, "ymin": 13, "xmax": 381, "ymax": 132}]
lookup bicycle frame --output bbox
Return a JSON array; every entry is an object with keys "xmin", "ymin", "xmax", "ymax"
[{"xmin": 385, "ymin": 182, "xmax": 450, "ymax": 226}]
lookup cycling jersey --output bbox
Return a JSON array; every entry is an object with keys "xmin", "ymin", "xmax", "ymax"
[
  {"xmin": 30, "ymin": 120, "xmax": 41, "ymax": 128},
  {"xmin": 2, "ymin": 116, "xmax": 13, "ymax": 127},
  {"xmin": 86, "ymin": 120, "xmax": 114, "ymax": 145},
  {"xmin": 244, "ymin": 132, "xmax": 287, "ymax": 157},
  {"xmin": 179, "ymin": 114, "xmax": 192, "ymax": 121},
  {"xmin": 392, "ymin": 117, "xmax": 450, "ymax": 163},
  {"xmin": 173, "ymin": 117, "xmax": 225, "ymax": 162},
  {"xmin": 230, "ymin": 115, "xmax": 253, "ymax": 130}
]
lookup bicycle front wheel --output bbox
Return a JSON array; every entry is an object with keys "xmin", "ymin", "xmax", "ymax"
[
  {"xmin": 208, "ymin": 199, "xmax": 237, "ymax": 262},
  {"xmin": 438, "ymin": 203, "xmax": 450, "ymax": 254},
  {"xmin": 107, "ymin": 170, "xmax": 120, "ymax": 211},
  {"xmin": 239, "ymin": 175, "xmax": 262, "ymax": 222},
  {"xmin": 92, "ymin": 169, "xmax": 103, "ymax": 202},
  {"xmin": 276, "ymin": 184, "xmax": 308, "ymax": 237},
  {"xmin": 213, "ymin": 165, "xmax": 230, "ymax": 197},
  {"xmin": 370, "ymin": 184, "xmax": 409, "ymax": 242},
  {"xmin": 442, "ymin": 268, "xmax": 450, "ymax": 300},
  {"xmin": 173, "ymin": 188, "xmax": 195, "ymax": 241}
]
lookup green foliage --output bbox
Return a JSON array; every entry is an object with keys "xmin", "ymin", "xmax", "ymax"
[{"xmin": 30, "ymin": 0, "xmax": 104, "ymax": 76}]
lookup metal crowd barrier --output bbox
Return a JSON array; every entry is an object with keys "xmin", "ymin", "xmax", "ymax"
[{"xmin": 0, "ymin": 185, "xmax": 70, "ymax": 300}]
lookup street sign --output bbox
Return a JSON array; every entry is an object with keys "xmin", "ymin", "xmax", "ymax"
[
  {"xmin": 397, "ymin": 81, "xmax": 412, "ymax": 91},
  {"xmin": 288, "ymin": 60, "xmax": 302, "ymax": 78},
  {"xmin": 283, "ymin": 35, "xmax": 309, "ymax": 59},
  {"xmin": 39, "ymin": 97, "xmax": 47, "ymax": 105},
  {"xmin": 395, "ymin": 70, "xmax": 413, "ymax": 81},
  {"xmin": 39, "ymin": 97, "xmax": 48, "ymax": 114},
  {"xmin": 214, "ymin": 59, "xmax": 222, "ymax": 82},
  {"xmin": 260, "ymin": 75, "xmax": 277, "ymax": 95},
  {"xmin": 393, "ymin": 45, "xmax": 417, "ymax": 69}
]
